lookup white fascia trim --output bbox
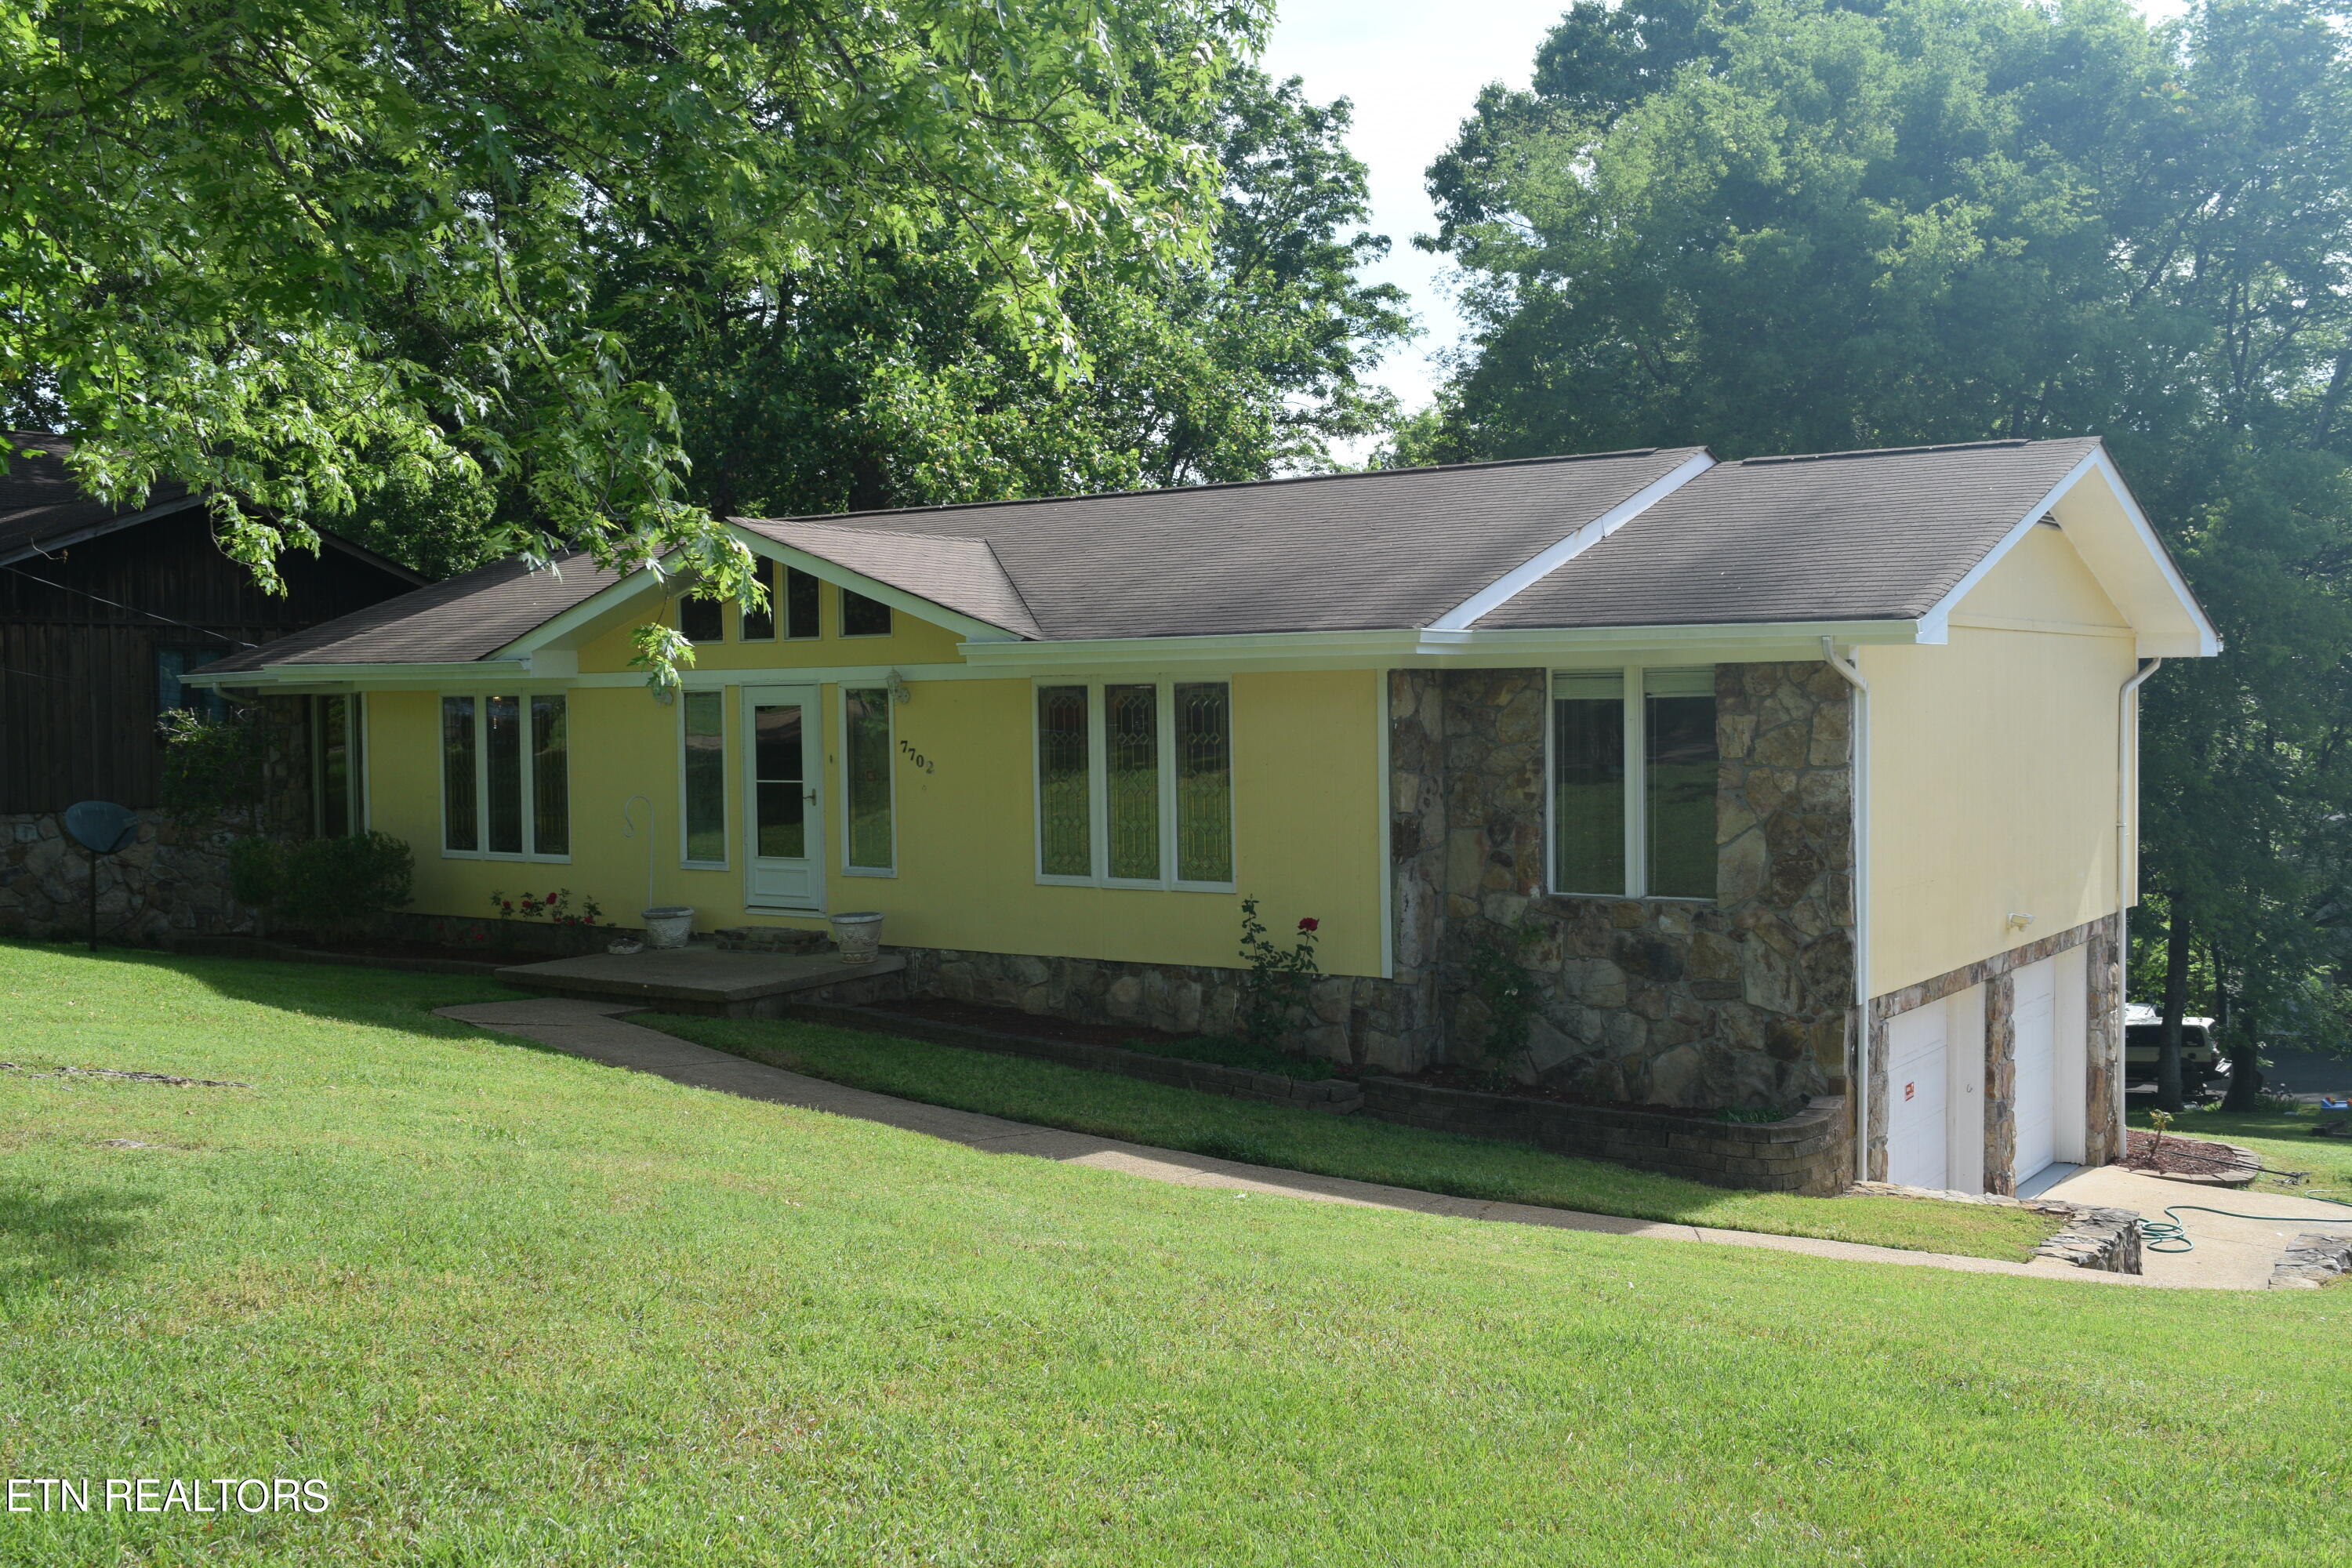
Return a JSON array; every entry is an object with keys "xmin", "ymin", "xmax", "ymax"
[
  {"xmin": 955, "ymin": 619, "xmax": 1927, "ymax": 675},
  {"xmin": 1915, "ymin": 446, "xmax": 2221, "ymax": 655},
  {"xmin": 183, "ymin": 659, "xmax": 532, "ymax": 691},
  {"xmin": 1427, "ymin": 449, "xmax": 1717, "ymax": 631},
  {"xmin": 729, "ymin": 524, "xmax": 1027, "ymax": 644},
  {"xmin": 493, "ymin": 560, "xmax": 671, "ymax": 659}
]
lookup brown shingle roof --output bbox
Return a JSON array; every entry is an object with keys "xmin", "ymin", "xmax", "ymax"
[
  {"xmin": 737, "ymin": 518, "xmax": 1044, "ymax": 638},
  {"xmin": 744, "ymin": 448, "xmax": 1708, "ymax": 639},
  {"xmin": 2, "ymin": 432, "xmax": 199, "ymax": 564},
  {"xmin": 201, "ymin": 553, "xmax": 617, "ymax": 671},
  {"xmin": 1473, "ymin": 438, "xmax": 2103, "ymax": 629},
  {"xmin": 198, "ymin": 437, "xmax": 2137, "ymax": 668}
]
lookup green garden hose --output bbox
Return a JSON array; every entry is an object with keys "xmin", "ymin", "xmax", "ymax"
[{"xmin": 2141, "ymin": 1191, "xmax": 2352, "ymax": 1253}]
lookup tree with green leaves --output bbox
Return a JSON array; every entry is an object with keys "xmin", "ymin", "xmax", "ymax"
[
  {"xmin": 2, "ymin": 0, "xmax": 1261, "ymax": 612},
  {"xmin": 1412, "ymin": 0, "xmax": 2352, "ymax": 1104},
  {"xmin": 619, "ymin": 61, "xmax": 1408, "ymax": 521}
]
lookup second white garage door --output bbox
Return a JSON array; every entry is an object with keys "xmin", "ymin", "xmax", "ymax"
[{"xmin": 2012, "ymin": 958, "xmax": 2058, "ymax": 1184}]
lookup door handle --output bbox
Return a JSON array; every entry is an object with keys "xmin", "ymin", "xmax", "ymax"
[{"xmin": 803, "ymin": 787, "xmax": 817, "ymax": 802}]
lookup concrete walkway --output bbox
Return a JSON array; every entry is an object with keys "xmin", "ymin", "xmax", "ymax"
[
  {"xmin": 2042, "ymin": 1163, "xmax": 2352, "ymax": 1290},
  {"xmin": 438, "ymin": 997, "xmax": 2170, "ymax": 1287}
]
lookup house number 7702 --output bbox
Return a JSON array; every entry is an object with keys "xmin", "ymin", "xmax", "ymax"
[{"xmin": 898, "ymin": 739, "xmax": 935, "ymax": 775}]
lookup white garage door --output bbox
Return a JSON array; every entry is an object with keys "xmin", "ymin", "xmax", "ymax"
[
  {"xmin": 1886, "ymin": 1004, "xmax": 1949, "ymax": 1190},
  {"xmin": 2013, "ymin": 958, "xmax": 2058, "ymax": 1184}
]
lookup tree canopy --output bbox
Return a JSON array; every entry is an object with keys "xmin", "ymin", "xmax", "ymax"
[
  {"xmin": 0, "ymin": 0, "xmax": 1269, "ymax": 604},
  {"xmin": 1410, "ymin": 0, "xmax": 2352, "ymax": 1075},
  {"xmin": 626, "ymin": 60, "xmax": 1410, "ymax": 524}
]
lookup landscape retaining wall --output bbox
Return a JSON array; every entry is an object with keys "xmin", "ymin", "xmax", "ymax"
[{"xmin": 0, "ymin": 810, "xmax": 254, "ymax": 943}]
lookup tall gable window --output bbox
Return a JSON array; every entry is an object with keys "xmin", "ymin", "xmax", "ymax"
[
  {"xmin": 442, "ymin": 693, "xmax": 570, "ymax": 861},
  {"xmin": 679, "ymin": 594, "xmax": 724, "ymax": 644},
  {"xmin": 1033, "ymin": 681, "xmax": 1233, "ymax": 889},
  {"xmin": 739, "ymin": 561, "xmax": 822, "ymax": 641},
  {"xmin": 840, "ymin": 588, "xmax": 893, "ymax": 637},
  {"xmin": 1549, "ymin": 668, "xmax": 1716, "ymax": 900}
]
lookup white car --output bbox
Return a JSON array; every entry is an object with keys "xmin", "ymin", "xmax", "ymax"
[{"xmin": 2123, "ymin": 1002, "xmax": 2221, "ymax": 1090}]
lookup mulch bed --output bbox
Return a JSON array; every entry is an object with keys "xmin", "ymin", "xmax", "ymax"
[{"xmin": 2115, "ymin": 1127, "xmax": 2260, "ymax": 1179}]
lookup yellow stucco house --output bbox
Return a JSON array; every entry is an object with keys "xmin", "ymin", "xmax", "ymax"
[{"xmin": 196, "ymin": 437, "xmax": 2216, "ymax": 1196}]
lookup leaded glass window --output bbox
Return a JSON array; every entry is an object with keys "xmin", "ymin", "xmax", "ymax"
[
  {"xmin": 1036, "ymin": 686, "xmax": 1091, "ymax": 877},
  {"xmin": 1174, "ymin": 683, "xmax": 1232, "ymax": 883}
]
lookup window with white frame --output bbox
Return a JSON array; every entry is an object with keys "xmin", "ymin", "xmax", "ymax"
[
  {"xmin": 681, "ymin": 690, "xmax": 728, "ymax": 866},
  {"xmin": 842, "ymin": 687, "xmax": 895, "ymax": 873},
  {"xmin": 1033, "ymin": 680, "xmax": 1232, "ymax": 888},
  {"xmin": 739, "ymin": 559, "xmax": 822, "ymax": 641},
  {"xmin": 313, "ymin": 694, "xmax": 364, "ymax": 837},
  {"xmin": 1549, "ymin": 668, "xmax": 1718, "ymax": 900},
  {"xmin": 442, "ymin": 693, "xmax": 569, "ymax": 858}
]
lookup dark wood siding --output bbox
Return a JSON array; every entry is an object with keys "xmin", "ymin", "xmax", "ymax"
[{"xmin": 2, "ymin": 512, "xmax": 415, "ymax": 811}]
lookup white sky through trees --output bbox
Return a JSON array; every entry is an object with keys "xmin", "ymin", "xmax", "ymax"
[{"xmin": 1261, "ymin": 0, "xmax": 2196, "ymax": 448}]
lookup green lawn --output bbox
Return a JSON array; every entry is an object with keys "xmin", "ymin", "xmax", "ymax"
[
  {"xmin": 652, "ymin": 1011, "xmax": 2063, "ymax": 1260},
  {"xmin": 5, "ymin": 943, "xmax": 2351, "ymax": 1566}
]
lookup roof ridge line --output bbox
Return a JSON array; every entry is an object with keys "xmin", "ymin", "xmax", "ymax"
[
  {"xmin": 1430, "ymin": 449, "xmax": 1719, "ymax": 632},
  {"xmin": 745, "ymin": 447, "xmax": 1684, "ymax": 526},
  {"xmin": 1739, "ymin": 438, "xmax": 2045, "ymax": 466}
]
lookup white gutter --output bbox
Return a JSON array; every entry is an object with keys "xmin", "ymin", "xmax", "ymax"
[
  {"xmin": 2114, "ymin": 656, "xmax": 2163, "ymax": 1141},
  {"xmin": 1426, "ymin": 449, "xmax": 1717, "ymax": 630},
  {"xmin": 1820, "ymin": 637, "xmax": 1872, "ymax": 1182}
]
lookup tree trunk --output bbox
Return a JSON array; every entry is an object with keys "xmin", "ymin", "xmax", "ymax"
[
  {"xmin": 2158, "ymin": 898, "xmax": 2192, "ymax": 1112},
  {"xmin": 2223, "ymin": 1041, "xmax": 2265, "ymax": 1111}
]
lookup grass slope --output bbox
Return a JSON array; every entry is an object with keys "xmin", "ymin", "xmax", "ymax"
[
  {"xmin": 652, "ymin": 1013, "xmax": 2061, "ymax": 1261},
  {"xmin": 2, "ymin": 944, "xmax": 2347, "ymax": 1566}
]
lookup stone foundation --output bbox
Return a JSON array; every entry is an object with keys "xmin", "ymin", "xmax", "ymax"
[
  {"xmin": 0, "ymin": 811, "xmax": 256, "ymax": 943},
  {"xmin": 894, "ymin": 946, "xmax": 1425, "ymax": 1070},
  {"xmin": 1389, "ymin": 662, "xmax": 1856, "ymax": 1109}
]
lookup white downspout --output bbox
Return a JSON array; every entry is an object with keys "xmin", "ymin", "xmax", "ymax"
[
  {"xmin": 2115, "ymin": 657, "xmax": 2163, "ymax": 1141},
  {"xmin": 1820, "ymin": 638, "xmax": 1871, "ymax": 1182}
]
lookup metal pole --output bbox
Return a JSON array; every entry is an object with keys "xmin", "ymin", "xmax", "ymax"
[{"xmin": 86, "ymin": 844, "xmax": 98, "ymax": 953}]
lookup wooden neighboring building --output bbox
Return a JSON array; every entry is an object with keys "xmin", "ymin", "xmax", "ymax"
[{"xmin": 1, "ymin": 434, "xmax": 425, "ymax": 815}]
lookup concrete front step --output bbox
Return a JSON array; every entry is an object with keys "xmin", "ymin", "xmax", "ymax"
[{"xmin": 495, "ymin": 946, "xmax": 906, "ymax": 1015}]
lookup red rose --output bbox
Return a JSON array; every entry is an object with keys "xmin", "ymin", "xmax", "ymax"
[{"xmin": 1298, "ymin": 917, "xmax": 1319, "ymax": 933}]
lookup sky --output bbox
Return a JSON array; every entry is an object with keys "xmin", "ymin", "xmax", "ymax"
[{"xmin": 1258, "ymin": 0, "xmax": 2195, "ymax": 427}]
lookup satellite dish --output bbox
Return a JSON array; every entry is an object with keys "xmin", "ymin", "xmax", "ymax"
[{"xmin": 63, "ymin": 800, "xmax": 139, "ymax": 855}]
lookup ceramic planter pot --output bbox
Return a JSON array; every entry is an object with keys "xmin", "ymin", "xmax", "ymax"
[
  {"xmin": 641, "ymin": 906, "xmax": 695, "ymax": 949},
  {"xmin": 829, "ymin": 911, "xmax": 884, "ymax": 964}
]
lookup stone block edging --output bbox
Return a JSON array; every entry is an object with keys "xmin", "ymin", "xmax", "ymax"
[
  {"xmin": 2270, "ymin": 1233, "xmax": 2352, "ymax": 1290},
  {"xmin": 1847, "ymin": 1180, "xmax": 2143, "ymax": 1272},
  {"xmin": 780, "ymin": 1000, "xmax": 1365, "ymax": 1110},
  {"xmin": 1356, "ymin": 1078, "xmax": 1850, "ymax": 1195},
  {"xmin": 787, "ymin": 1002, "xmax": 1852, "ymax": 1192}
]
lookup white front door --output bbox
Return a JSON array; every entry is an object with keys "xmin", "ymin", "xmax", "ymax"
[
  {"xmin": 1886, "ymin": 1003, "xmax": 1950, "ymax": 1190},
  {"xmin": 743, "ymin": 685, "xmax": 823, "ymax": 911},
  {"xmin": 2012, "ymin": 957, "xmax": 2058, "ymax": 1184}
]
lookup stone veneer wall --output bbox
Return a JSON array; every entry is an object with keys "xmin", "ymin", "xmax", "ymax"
[
  {"xmin": 1389, "ymin": 662, "xmax": 1857, "ymax": 1109},
  {"xmin": 893, "ymin": 947, "xmax": 1429, "ymax": 1070},
  {"xmin": 0, "ymin": 811, "xmax": 257, "ymax": 943},
  {"xmin": 1864, "ymin": 913, "xmax": 2124, "ymax": 1191}
]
